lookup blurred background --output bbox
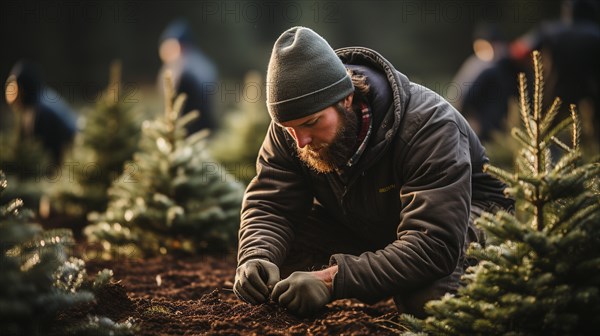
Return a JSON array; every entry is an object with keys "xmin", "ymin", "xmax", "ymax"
[
  {"xmin": 1, "ymin": 0, "xmax": 598, "ymax": 214},
  {"xmin": 0, "ymin": 0, "xmax": 566, "ymax": 107},
  {"xmin": 1, "ymin": 3, "xmax": 599, "ymax": 333}
]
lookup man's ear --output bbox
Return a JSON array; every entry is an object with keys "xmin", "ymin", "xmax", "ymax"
[{"xmin": 344, "ymin": 93, "xmax": 354, "ymax": 109}]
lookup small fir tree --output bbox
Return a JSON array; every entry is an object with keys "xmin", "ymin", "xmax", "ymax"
[
  {"xmin": 0, "ymin": 170, "xmax": 133, "ymax": 335},
  {"xmin": 210, "ymin": 71, "xmax": 271, "ymax": 184},
  {"xmin": 84, "ymin": 73, "xmax": 244, "ymax": 258},
  {"xmin": 396, "ymin": 51, "xmax": 600, "ymax": 335},
  {"xmin": 52, "ymin": 61, "xmax": 141, "ymax": 217},
  {"xmin": 0, "ymin": 124, "xmax": 53, "ymax": 208},
  {"xmin": 0, "ymin": 135, "xmax": 50, "ymax": 180}
]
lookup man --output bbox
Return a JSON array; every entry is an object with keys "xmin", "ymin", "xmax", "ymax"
[
  {"xmin": 157, "ymin": 19, "xmax": 218, "ymax": 135},
  {"xmin": 5, "ymin": 61, "xmax": 77, "ymax": 165},
  {"xmin": 234, "ymin": 27, "xmax": 513, "ymax": 317}
]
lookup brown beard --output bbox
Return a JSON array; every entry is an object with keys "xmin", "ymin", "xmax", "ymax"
[{"xmin": 297, "ymin": 103, "xmax": 359, "ymax": 173}]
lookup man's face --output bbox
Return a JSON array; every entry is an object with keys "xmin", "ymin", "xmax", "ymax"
[
  {"xmin": 159, "ymin": 38, "xmax": 182, "ymax": 63},
  {"xmin": 280, "ymin": 96, "xmax": 359, "ymax": 173},
  {"xmin": 5, "ymin": 77, "xmax": 19, "ymax": 106}
]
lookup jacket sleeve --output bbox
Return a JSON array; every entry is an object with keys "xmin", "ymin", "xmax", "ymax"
[
  {"xmin": 330, "ymin": 121, "xmax": 471, "ymax": 303},
  {"xmin": 237, "ymin": 122, "xmax": 313, "ymax": 266}
]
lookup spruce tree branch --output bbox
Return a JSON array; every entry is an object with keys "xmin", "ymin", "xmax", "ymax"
[
  {"xmin": 570, "ymin": 104, "xmax": 581, "ymax": 149},
  {"xmin": 533, "ymin": 50, "xmax": 543, "ymax": 123},
  {"xmin": 532, "ymin": 50, "xmax": 544, "ymax": 231},
  {"xmin": 542, "ymin": 117, "xmax": 573, "ymax": 149},
  {"xmin": 540, "ymin": 97, "xmax": 561, "ymax": 135},
  {"xmin": 519, "ymin": 73, "xmax": 534, "ymax": 139},
  {"xmin": 550, "ymin": 136, "xmax": 571, "ymax": 152}
]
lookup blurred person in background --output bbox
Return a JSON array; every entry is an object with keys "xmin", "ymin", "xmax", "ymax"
[
  {"xmin": 157, "ymin": 18, "xmax": 218, "ymax": 135},
  {"xmin": 452, "ymin": 23, "xmax": 508, "ymax": 111},
  {"xmin": 512, "ymin": 0, "xmax": 600, "ymax": 145},
  {"xmin": 4, "ymin": 60, "xmax": 77, "ymax": 165},
  {"xmin": 452, "ymin": 23, "xmax": 524, "ymax": 142}
]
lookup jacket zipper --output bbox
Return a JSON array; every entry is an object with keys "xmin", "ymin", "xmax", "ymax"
[{"xmin": 340, "ymin": 185, "xmax": 348, "ymax": 207}]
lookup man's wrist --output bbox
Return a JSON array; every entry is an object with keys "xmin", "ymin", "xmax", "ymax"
[{"xmin": 313, "ymin": 265, "xmax": 338, "ymax": 293}]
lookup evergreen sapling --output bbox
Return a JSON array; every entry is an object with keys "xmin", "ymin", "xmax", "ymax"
[
  {"xmin": 395, "ymin": 51, "xmax": 600, "ymax": 335},
  {"xmin": 52, "ymin": 61, "xmax": 141, "ymax": 217},
  {"xmin": 0, "ymin": 170, "xmax": 133, "ymax": 335},
  {"xmin": 85, "ymin": 73, "xmax": 244, "ymax": 257}
]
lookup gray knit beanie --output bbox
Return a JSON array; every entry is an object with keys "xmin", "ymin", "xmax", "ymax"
[{"xmin": 266, "ymin": 26, "xmax": 354, "ymax": 123}]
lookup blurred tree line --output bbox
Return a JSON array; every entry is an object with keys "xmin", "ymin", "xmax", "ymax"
[{"xmin": 0, "ymin": 0, "xmax": 565, "ymax": 110}]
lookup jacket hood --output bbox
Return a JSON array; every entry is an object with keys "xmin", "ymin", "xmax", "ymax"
[{"xmin": 335, "ymin": 47, "xmax": 411, "ymax": 169}]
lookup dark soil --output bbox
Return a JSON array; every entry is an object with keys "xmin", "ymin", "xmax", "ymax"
[{"xmin": 84, "ymin": 254, "xmax": 399, "ymax": 335}]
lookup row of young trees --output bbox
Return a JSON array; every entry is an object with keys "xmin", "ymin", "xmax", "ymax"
[
  {"xmin": 21, "ymin": 62, "xmax": 268, "ymax": 257},
  {"xmin": 0, "ymin": 64, "xmax": 265, "ymax": 333}
]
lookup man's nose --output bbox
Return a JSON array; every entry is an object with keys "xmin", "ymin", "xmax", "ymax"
[{"xmin": 294, "ymin": 130, "xmax": 312, "ymax": 148}]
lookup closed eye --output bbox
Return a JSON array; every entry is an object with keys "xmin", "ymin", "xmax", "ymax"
[{"xmin": 303, "ymin": 117, "xmax": 319, "ymax": 127}]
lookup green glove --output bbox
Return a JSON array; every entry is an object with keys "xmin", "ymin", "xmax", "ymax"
[
  {"xmin": 233, "ymin": 259, "xmax": 280, "ymax": 304},
  {"xmin": 271, "ymin": 271, "xmax": 332, "ymax": 316}
]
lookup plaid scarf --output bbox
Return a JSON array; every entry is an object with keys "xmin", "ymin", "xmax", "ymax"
[{"xmin": 347, "ymin": 100, "xmax": 372, "ymax": 167}]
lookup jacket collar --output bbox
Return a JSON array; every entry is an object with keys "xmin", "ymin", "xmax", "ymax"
[{"xmin": 335, "ymin": 47, "xmax": 410, "ymax": 175}]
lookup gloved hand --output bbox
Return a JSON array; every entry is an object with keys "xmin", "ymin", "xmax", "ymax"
[
  {"xmin": 233, "ymin": 259, "xmax": 280, "ymax": 304},
  {"xmin": 271, "ymin": 271, "xmax": 332, "ymax": 316}
]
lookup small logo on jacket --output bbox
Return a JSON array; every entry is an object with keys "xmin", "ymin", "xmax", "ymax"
[{"xmin": 378, "ymin": 184, "xmax": 396, "ymax": 193}]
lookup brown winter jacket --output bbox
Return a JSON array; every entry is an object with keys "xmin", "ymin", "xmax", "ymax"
[{"xmin": 238, "ymin": 47, "xmax": 512, "ymax": 303}]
